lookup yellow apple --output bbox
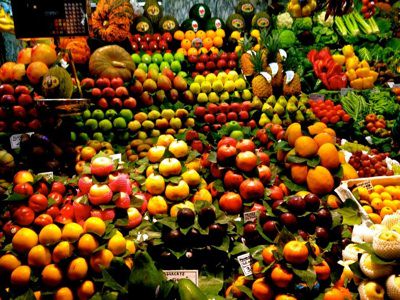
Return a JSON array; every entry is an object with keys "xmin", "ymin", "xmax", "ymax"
[
  {"xmin": 168, "ymin": 140, "xmax": 189, "ymax": 158},
  {"xmin": 145, "ymin": 174, "xmax": 165, "ymax": 195},
  {"xmin": 156, "ymin": 134, "xmax": 174, "ymax": 147},
  {"xmin": 165, "ymin": 180, "xmax": 190, "ymax": 202},
  {"xmin": 192, "ymin": 188, "xmax": 212, "ymax": 203},
  {"xmin": 159, "ymin": 158, "xmax": 182, "ymax": 177},
  {"xmin": 147, "ymin": 146, "xmax": 166, "ymax": 163},
  {"xmin": 181, "ymin": 169, "xmax": 201, "ymax": 186}
]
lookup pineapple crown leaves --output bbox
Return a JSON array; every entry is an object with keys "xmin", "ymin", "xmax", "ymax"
[
  {"xmin": 266, "ymin": 30, "xmax": 281, "ymax": 62},
  {"xmin": 249, "ymin": 50, "xmax": 269, "ymax": 74},
  {"xmin": 239, "ymin": 33, "xmax": 255, "ymax": 54}
]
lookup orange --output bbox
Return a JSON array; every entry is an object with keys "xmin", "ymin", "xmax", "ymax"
[
  {"xmin": 252, "ymin": 261, "xmax": 263, "ymax": 278},
  {"xmin": 314, "ymin": 132, "xmax": 335, "ymax": 147},
  {"xmin": 291, "ymin": 164, "xmax": 308, "ymax": 184},
  {"xmin": 184, "ymin": 30, "xmax": 196, "ymax": 41},
  {"xmin": 216, "ymin": 28, "xmax": 225, "ymax": 38},
  {"xmin": 0, "ymin": 254, "xmax": 21, "ymax": 272},
  {"xmin": 275, "ymin": 295, "xmax": 297, "ymax": 300},
  {"xmin": 314, "ymin": 260, "xmax": 331, "ymax": 280},
  {"xmin": 371, "ymin": 198, "xmax": 383, "ymax": 210},
  {"xmin": 380, "ymin": 192, "xmax": 392, "ymax": 200},
  {"xmin": 318, "ymin": 143, "xmax": 340, "ymax": 169},
  {"xmin": 294, "ymin": 136, "xmax": 318, "ymax": 158},
  {"xmin": 174, "ymin": 30, "xmax": 185, "ymax": 41},
  {"xmin": 308, "ymin": 122, "xmax": 328, "ymax": 135},
  {"xmin": 27, "ymin": 245, "xmax": 51, "ymax": 267},
  {"xmin": 78, "ymin": 233, "xmax": 99, "ymax": 257},
  {"xmin": 206, "ymin": 30, "xmax": 216, "ymax": 39},
  {"xmin": 362, "ymin": 205, "xmax": 373, "ymax": 213},
  {"xmin": 252, "ymin": 278, "xmax": 274, "ymax": 300},
  {"xmin": 262, "ymin": 245, "xmax": 277, "ymax": 264},
  {"xmin": 41, "ymin": 264, "xmax": 63, "ymax": 287},
  {"xmin": 368, "ymin": 213, "xmax": 382, "ymax": 224},
  {"xmin": 306, "ymin": 166, "xmax": 335, "ymax": 195},
  {"xmin": 283, "ymin": 241, "xmax": 309, "ymax": 264},
  {"xmin": 380, "ymin": 206, "xmax": 394, "ymax": 218},
  {"xmin": 373, "ymin": 184, "xmax": 385, "ymax": 193},
  {"xmin": 322, "ymin": 128, "xmax": 336, "ymax": 137},
  {"xmin": 83, "ymin": 217, "xmax": 106, "ymax": 236},
  {"xmin": 181, "ymin": 39, "xmax": 192, "ymax": 50},
  {"xmin": 77, "ymin": 280, "xmax": 95, "ymax": 300},
  {"xmin": 90, "ymin": 249, "xmax": 114, "ymax": 272},
  {"xmin": 53, "ymin": 241, "xmax": 74, "ymax": 263},
  {"xmin": 369, "ymin": 192, "xmax": 382, "ymax": 200},
  {"xmin": 213, "ymin": 36, "xmax": 223, "ymax": 48},
  {"xmin": 202, "ymin": 37, "xmax": 213, "ymax": 49},
  {"xmin": 357, "ymin": 187, "xmax": 370, "ymax": 201},
  {"xmin": 285, "ymin": 123, "xmax": 303, "ymax": 146},
  {"xmin": 271, "ymin": 264, "xmax": 293, "ymax": 288},
  {"xmin": 54, "ymin": 287, "xmax": 73, "ymax": 300},
  {"xmin": 383, "ymin": 200, "xmax": 397, "ymax": 211},
  {"xmin": 67, "ymin": 257, "xmax": 88, "ymax": 281},
  {"xmin": 12, "ymin": 227, "xmax": 38, "ymax": 253},
  {"xmin": 195, "ymin": 30, "xmax": 206, "ymax": 39},
  {"xmin": 39, "ymin": 224, "xmax": 62, "ymax": 246},
  {"xmin": 10, "ymin": 265, "xmax": 31, "ymax": 286},
  {"xmin": 323, "ymin": 288, "xmax": 345, "ymax": 300},
  {"xmin": 62, "ymin": 222, "xmax": 84, "ymax": 242},
  {"xmin": 187, "ymin": 47, "xmax": 198, "ymax": 56},
  {"xmin": 107, "ymin": 235, "xmax": 127, "ymax": 256}
]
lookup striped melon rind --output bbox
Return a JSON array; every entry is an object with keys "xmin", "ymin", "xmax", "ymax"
[
  {"xmin": 342, "ymin": 244, "xmax": 366, "ymax": 262},
  {"xmin": 359, "ymin": 253, "xmax": 394, "ymax": 279},
  {"xmin": 382, "ymin": 212, "xmax": 400, "ymax": 229},
  {"xmin": 372, "ymin": 231, "xmax": 400, "ymax": 260},
  {"xmin": 363, "ymin": 225, "xmax": 388, "ymax": 243},
  {"xmin": 386, "ymin": 275, "xmax": 400, "ymax": 300}
]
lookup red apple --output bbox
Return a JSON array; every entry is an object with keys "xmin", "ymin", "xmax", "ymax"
[
  {"xmin": 108, "ymin": 173, "xmax": 132, "ymax": 194},
  {"xmin": 88, "ymin": 184, "xmax": 113, "ymax": 205},
  {"xmin": 125, "ymin": 207, "xmax": 142, "ymax": 229},
  {"xmin": 239, "ymin": 178, "xmax": 265, "ymax": 201},
  {"xmin": 223, "ymin": 170, "xmax": 244, "ymax": 190},
  {"xmin": 13, "ymin": 170, "xmax": 34, "ymax": 185},
  {"xmin": 115, "ymin": 192, "xmax": 131, "ymax": 209},
  {"xmin": 91, "ymin": 156, "xmax": 115, "ymax": 177},
  {"xmin": 78, "ymin": 175, "xmax": 93, "ymax": 194},
  {"xmin": 257, "ymin": 165, "xmax": 272, "ymax": 185}
]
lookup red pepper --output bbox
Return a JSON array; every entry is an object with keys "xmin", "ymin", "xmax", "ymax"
[
  {"xmin": 327, "ymin": 61, "xmax": 343, "ymax": 78},
  {"xmin": 329, "ymin": 74, "xmax": 347, "ymax": 90},
  {"xmin": 307, "ymin": 49, "xmax": 318, "ymax": 64},
  {"xmin": 319, "ymin": 73, "xmax": 330, "ymax": 89},
  {"xmin": 317, "ymin": 48, "xmax": 331, "ymax": 60}
]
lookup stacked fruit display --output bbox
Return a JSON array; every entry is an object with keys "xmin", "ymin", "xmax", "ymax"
[
  {"xmin": 129, "ymin": 32, "xmax": 174, "ymax": 53},
  {"xmin": 362, "ymin": 113, "xmax": 391, "ymax": 138},
  {"xmin": 308, "ymin": 99, "xmax": 352, "ymax": 125},
  {"xmin": 130, "ymin": 52, "xmax": 184, "ymax": 75},
  {"xmin": 187, "ymin": 51, "xmax": 238, "ymax": 77},
  {"xmin": 74, "ymin": 140, "xmax": 114, "ymax": 173},
  {"xmin": 174, "ymin": 29, "xmax": 226, "ymax": 56},
  {"xmin": 348, "ymin": 150, "xmax": 393, "ymax": 179}
]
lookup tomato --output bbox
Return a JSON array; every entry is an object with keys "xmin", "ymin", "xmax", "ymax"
[
  {"xmin": 13, "ymin": 183, "xmax": 34, "ymax": 197},
  {"xmin": 51, "ymin": 182, "xmax": 66, "ymax": 195},
  {"xmin": 321, "ymin": 117, "xmax": 329, "ymax": 124},
  {"xmin": 46, "ymin": 205, "xmax": 60, "ymax": 218},
  {"xmin": 336, "ymin": 110, "xmax": 345, "ymax": 117},
  {"xmin": 329, "ymin": 115, "xmax": 340, "ymax": 124},
  {"xmin": 35, "ymin": 181, "xmax": 49, "ymax": 195},
  {"xmin": 325, "ymin": 99, "xmax": 333, "ymax": 106},
  {"xmin": 375, "ymin": 120, "xmax": 386, "ymax": 129},
  {"xmin": 342, "ymin": 114, "xmax": 351, "ymax": 122},
  {"xmin": 2, "ymin": 221, "xmax": 21, "ymax": 237},
  {"xmin": 28, "ymin": 193, "xmax": 48, "ymax": 212},
  {"xmin": 365, "ymin": 113, "xmax": 377, "ymax": 122},
  {"xmin": 47, "ymin": 192, "xmax": 63, "ymax": 206},
  {"xmin": 55, "ymin": 203, "xmax": 74, "ymax": 224},
  {"xmin": 34, "ymin": 214, "xmax": 53, "ymax": 227},
  {"xmin": 13, "ymin": 206, "xmax": 35, "ymax": 226}
]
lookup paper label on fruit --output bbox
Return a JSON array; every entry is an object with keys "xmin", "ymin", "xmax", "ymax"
[
  {"xmin": 285, "ymin": 71, "xmax": 294, "ymax": 84},
  {"xmin": 241, "ymin": 3, "xmax": 254, "ymax": 12},
  {"xmin": 257, "ymin": 18, "xmax": 270, "ymax": 28},
  {"xmin": 356, "ymin": 180, "xmax": 373, "ymax": 192},
  {"xmin": 340, "ymin": 88, "xmax": 353, "ymax": 96},
  {"xmin": 37, "ymin": 172, "xmax": 54, "ymax": 181},
  {"xmin": 60, "ymin": 59, "xmax": 69, "ymax": 69},
  {"xmin": 260, "ymin": 72, "xmax": 272, "ymax": 83},
  {"xmin": 243, "ymin": 211, "xmax": 258, "ymax": 223},
  {"xmin": 387, "ymin": 82, "xmax": 395, "ymax": 88},
  {"xmin": 110, "ymin": 153, "xmax": 122, "ymax": 164},
  {"xmin": 192, "ymin": 21, "xmax": 199, "ymax": 32},
  {"xmin": 215, "ymin": 19, "xmax": 222, "ymax": 29},
  {"xmin": 10, "ymin": 132, "xmax": 34, "ymax": 149},
  {"xmin": 237, "ymin": 253, "xmax": 252, "ymax": 276},
  {"xmin": 199, "ymin": 6, "xmax": 206, "ymax": 18},
  {"xmin": 365, "ymin": 136, "xmax": 373, "ymax": 145},
  {"xmin": 269, "ymin": 63, "xmax": 278, "ymax": 77},
  {"xmin": 279, "ymin": 49, "xmax": 287, "ymax": 61},
  {"xmin": 163, "ymin": 270, "xmax": 199, "ymax": 285}
]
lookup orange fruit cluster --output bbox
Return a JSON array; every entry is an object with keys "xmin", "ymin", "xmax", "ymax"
[{"xmin": 174, "ymin": 29, "xmax": 225, "ymax": 56}]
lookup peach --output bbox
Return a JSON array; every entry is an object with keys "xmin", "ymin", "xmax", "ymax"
[
  {"xmin": 13, "ymin": 170, "xmax": 34, "ymax": 185},
  {"xmin": 17, "ymin": 48, "xmax": 32, "ymax": 65},
  {"xmin": 12, "ymin": 64, "xmax": 26, "ymax": 81},
  {"xmin": 31, "ymin": 44, "xmax": 57, "ymax": 66},
  {"xmin": 0, "ymin": 62, "xmax": 16, "ymax": 82},
  {"xmin": 26, "ymin": 62, "xmax": 49, "ymax": 85},
  {"xmin": 125, "ymin": 207, "xmax": 142, "ymax": 229},
  {"xmin": 88, "ymin": 184, "xmax": 113, "ymax": 205}
]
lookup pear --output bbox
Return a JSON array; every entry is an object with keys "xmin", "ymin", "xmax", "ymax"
[
  {"xmin": 299, "ymin": 93, "xmax": 308, "ymax": 103},
  {"xmin": 252, "ymin": 96, "xmax": 262, "ymax": 109},
  {"xmin": 259, "ymin": 113, "xmax": 271, "ymax": 127},
  {"xmin": 283, "ymin": 116, "xmax": 292, "ymax": 127},
  {"xmin": 273, "ymin": 102, "xmax": 285, "ymax": 116},
  {"xmin": 288, "ymin": 96, "xmax": 298, "ymax": 105},
  {"xmin": 295, "ymin": 110, "xmax": 305, "ymax": 122},
  {"xmin": 298, "ymin": 104, "xmax": 307, "ymax": 113},
  {"xmin": 266, "ymin": 95, "xmax": 276, "ymax": 106},
  {"xmin": 277, "ymin": 96, "xmax": 287, "ymax": 107},
  {"xmin": 286, "ymin": 101, "xmax": 298, "ymax": 113},
  {"xmin": 262, "ymin": 103, "xmax": 274, "ymax": 117},
  {"xmin": 272, "ymin": 114, "xmax": 282, "ymax": 125}
]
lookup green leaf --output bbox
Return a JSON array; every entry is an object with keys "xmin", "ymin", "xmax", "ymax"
[
  {"xmin": 349, "ymin": 261, "xmax": 367, "ymax": 280},
  {"xmin": 287, "ymin": 155, "xmax": 307, "ymax": 164},
  {"xmin": 165, "ymin": 176, "xmax": 182, "ymax": 184},
  {"xmin": 237, "ymin": 285, "xmax": 255, "ymax": 300},
  {"xmin": 157, "ymin": 216, "xmax": 178, "ymax": 230},
  {"xmin": 213, "ymin": 179, "xmax": 225, "ymax": 193},
  {"xmin": 212, "ymin": 236, "xmax": 230, "ymax": 252},
  {"xmin": 335, "ymin": 199, "xmax": 362, "ymax": 225},
  {"xmin": 306, "ymin": 156, "xmax": 320, "ymax": 168},
  {"xmin": 281, "ymin": 176, "xmax": 305, "ymax": 192},
  {"xmin": 292, "ymin": 267, "xmax": 316, "ymax": 288},
  {"xmin": 101, "ymin": 268, "xmax": 128, "ymax": 294},
  {"xmin": 186, "ymin": 150, "xmax": 200, "ymax": 163},
  {"xmin": 249, "ymin": 245, "xmax": 265, "ymax": 261},
  {"xmin": 231, "ymin": 242, "xmax": 249, "ymax": 256},
  {"xmin": 274, "ymin": 140, "xmax": 292, "ymax": 152},
  {"xmin": 199, "ymin": 272, "xmax": 224, "ymax": 296},
  {"xmin": 208, "ymin": 151, "xmax": 217, "ymax": 163},
  {"xmin": 4, "ymin": 193, "xmax": 27, "ymax": 202},
  {"xmin": 14, "ymin": 289, "xmax": 35, "ymax": 300}
]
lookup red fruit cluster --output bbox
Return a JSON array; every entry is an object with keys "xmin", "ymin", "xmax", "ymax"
[
  {"xmin": 348, "ymin": 150, "xmax": 394, "ymax": 177},
  {"xmin": 364, "ymin": 114, "xmax": 388, "ymax": 135},
  {"xmin": 188, "ymin": 52, "xmax": 238, "ymax": 77},
  {"xmin": 193, "ymin": 101, "xmax": 256, "ymax": 133},
  {"xmin": 185, "ymin": 129, "xmax": 210, "ymax": 154},
  {"xmin": 82, "ymin": 77, "xmax": 136, "ymax": 110},
  {"xmin": 0, "ymin": 84, "xmax": 41, "ymax": 132},
  {"xmin": 130, "ymin": 33, "xmax": 173, "ymax": 53},
  {"xmin": 361, "ymin": 0, "xmax": 375, "ymax": 18},
  {"xmin": 309, "ymin": 99, "xmax": 351, "ymax": 124}
]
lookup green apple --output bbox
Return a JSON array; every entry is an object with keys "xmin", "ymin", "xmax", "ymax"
[
  {"xmin": 92, "ymin": 109, "xmax": 105, "ymax": 121},
  {"xmin": 138, "ymin": 63, "xmax": 148, "ymax": 72},
  {"xmin": 159, "ymin": 61, "xmax": 170, "ymax": 71},
  {"xmin": 105, "ymin": 109, "xmax": 118, "ymax": 120},
  {"xmin": 118, "ymin": 132, "xmax": 130, "ymax": 141},
  {"xmin": 177, "ymin": 71, "xmax": 188, "ymax": 78},
  {"xmin": 79, "ymin": 132, "xmax": 90, "ymax": 143},
  {"xmin": 148, "ymin": 63, "xmax": 159, "ymax": 71},
  {"xmin": 226, "ymin": 121, "xmax": 242, "ymax": 133},
  {"xmin": 131, "ymin": 53, "xmax": 141, "ymax": 64},
  {"xmin": 113, "ymin": 117, "xmax": 127, "ymax": 129},
  {"xmin": 82, "ymin": 109, "xmax": 91, "ymax": 120},
  {"xmin": 152, "ymin": 53, "xmax": 163, "ymax": 65},
  {"xmin": 75, "ymin": 121, "xmax": 84, "ymax": 129},
  {"xmin": 174, "ymin": 52, "xmax": 185, "ymax": 63},
  {"xmin": 119, "ymin": 109, "xmax": 133, "ymax": 122},
  {"xmin": 85, "ymin": 119, "xmax": 98, "ymax": 131},
  {"xmin": 170, "ymin": 61, "xmax": 181, "ymax": 73},
  {"xmin": 163, "ymin": 53, "xmax": 174, "ymax": 64},
  {"xmin": 142, "ymin": 54, "xmax": 152, "ymax": 64},
  {"xmin": 70, "ymin": 132, "xmax": 77, "ymax": 142},
  {"xmin": 99, "ymin": 119, "xmax": 113, "ymax": 132},
  {"xmin": 230, "ymin": 130, "xmax": 244, "ymax": 140},
  {"xmin": 93, "ymin": 132, "xmax": 104, "ymax": 142}
]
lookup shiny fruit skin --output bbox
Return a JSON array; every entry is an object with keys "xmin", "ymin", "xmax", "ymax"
[{"xmin": 283, "ymin": 241, "xmax": 309, "ymax": 264}]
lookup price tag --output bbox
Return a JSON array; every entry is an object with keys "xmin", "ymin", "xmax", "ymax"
[
  {"xmin": 309, "ymin": 93, "xmax": 325, "ymax": 101},
  {"xmin": 394, "ymin": 84, "xmax": 400, "ymax": 88},
  {"xmin": 387, "ymin": 82, "xmax": 395, "ymax": 88},
  {"xmin": 237, "ymin": 253, "xmax": 252, "ymax": 276},
  {"xmin": 243, "ymin": 211, "xmax": 257, "ymax": 223},
  {"xmin": 10, "ymin": 132, "xmax": 34, "ymax": 149},
  {"xmin": 340, "ymin": 88, "xmax": 353, "ymax": 96},
  {"xmin": 60, "ymin": 59, "xmax": 69, "ymax": 69},
  {"xmin": 356, "ymin": 180, "xmax": 374, "ymax": 192},
  {"xmin": 285, "ymin": 71, "xmax": 294, "ymax": 84},
  {"xmin": 37, "ymin": 172, "xmax": 54, "ymax": 181},
  {"xmin": 163, "ymin": 270, "xmax": 199, "ymax": 285},
  {"xmin": 110, "ymin": 153, "xmax": 122, "ymax": 164}
]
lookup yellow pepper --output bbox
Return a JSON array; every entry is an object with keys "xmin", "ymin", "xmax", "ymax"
[
  {"xmin": 359, "ymin": 60, "xmax": 370, "ymax": 68},
  {"xmin": 362, "ymin": 77, "xmax": 374, "ymax": 89},
  {"xmin": 350, "ymin": 78, "xmax": 363, "ymax": 90},
  {"xmin": 332, "ymin": 54, "xmax": 346, "ymax": 66},
  {"xmin": 346, "ymin": 69, "xmax": 357, "ymax": 81},
  {"xmin": 342, "ymin": 45, "xmax": 354, "ymax": 58},
  {"xmin": 355, "ymin": 67, "xmax": 371, "ymax": 78},
  {"xmin": 370, "ymin": 71, "xmax": 379, "ymax": 82},
  {"xmin": 346, "ymin": 56, "xmax": 359, "ymax": 71}
]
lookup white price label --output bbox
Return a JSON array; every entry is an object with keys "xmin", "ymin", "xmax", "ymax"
[
  {"xmin": 237, "ymin": 253, "xmax": 252, "ymax": 276},
  {"xmin": 356, "ymin": 181, "xmax": 373, "ymax": 192},
  {"xmin": 387, "ymin": 82, "xmax": 395, "ymax": 88},
  {"xmin": 309, "ymin": 93, "xmax": 325, "ymax": 101},
  {"xmin": 340, "ymin": 88, "xmax": 353, "ymax": 96},
  {"xmin": 110, "ymin": 153, "xmax": 122, "ymax": 164},
  {"xmin": 10, "ymin": 132, "xmax": 34, "ymax": 149},
  {"xmin": 243, "ymin": 211, "xmax": 257, "ymax": 223},
  {"xmin": 285, "ymin": 71, "xmax": 295, "ymax": 84},
  {"xmin": 163, "ymin": 270, "xmax": 198, "ymax": 285},
  {"xmin": 38, "ymin": 172, "xmax": 54, "ymax": 181},
  {"xmin": 269, "ymin": 63, "xmax": 278, "ymax": 77}
]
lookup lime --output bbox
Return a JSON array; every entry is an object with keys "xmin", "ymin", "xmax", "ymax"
[
  {"xmin": 163, "ymin": 53, "xmax": 174, "ymax": 64},
  {"xmin": 148, "ymin": 63, "xmax": 159, "ymax": 71},
  {"xmin": 170, "ymin": 61, "xmax": 181, "ymax": 73},
  {"xmin": 152, "ymin": 53, "xmax": 163, "ymax": 65},
  {"xmin": 131, "ymin": 53, "xmax": 141, "ymax": 64},
  {"xmin": 159, "ymin": 61, "xmax": 170, "ymax": 71},
  {"xmin": 137, "ymin": 63, "xmax": 148, "ymax": 72},
  {"xmin": 93, "ymin": 132, "xmax": 104, "ymax": 142},
  {"xmin": 141, "ymin": 54, "xmax": 152, "ymax": 64},
  {"xmin": 174, "ymin": 52, "xmax": 185, "ymax": 62}
]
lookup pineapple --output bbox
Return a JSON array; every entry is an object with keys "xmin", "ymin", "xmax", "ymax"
[
  {"xmin": 251, "ymin": 51, "xmax": 273, "ymax": 98},
  {"xmin": 263, "ymin": 30, "xmax": 284, "ymax": 89},
  {"xmin": 283, "ymin": 71, "xmax": 301, "ymax": 96},
  {"xmin": 239, "ymin": 34, "xmax": 256, "ymax": 76}
]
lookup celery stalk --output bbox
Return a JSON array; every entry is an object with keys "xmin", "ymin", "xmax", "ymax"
[
  {"xmin": 353, "ymin": 11, "xmax": 372, "ymax": 34},
  {"xmin": 335, "ymin": 17, "xmax": 348, "ymax": 36},
  {"xmin": 367, "ymin": 17, "xmax": 380, "ymax": 34},
  {"xmin": 343, "ymin": 14, "xmax": 360, "ymax": 36}
]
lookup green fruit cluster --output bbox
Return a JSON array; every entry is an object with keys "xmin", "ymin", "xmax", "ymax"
[{"xmin": 131, "ymin": 52, "xmax": 185, "ymax": 75}]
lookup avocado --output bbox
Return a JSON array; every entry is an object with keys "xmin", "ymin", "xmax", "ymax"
[
  {"xmin": 189, "ymin": 3, "xmax": 211, "ymax": 22},
  {"xmin": 251, "ymin": 11, "xmax": 271, "ymax": 30},
  {"xmin": 144, "ymin": 0, "xmax": 163, "ymax": 25},
  {"xmin": 158, "ymin": 15, "xmax": 179, "ymax": 33},
  {"xmin": 205, "ymin": 17, "xmax": 226, "ymax": 31},
  {"xmin": 226, "ymin": 13, "xmax": 246, "ymax": 32},
  {"xmin": 180, "ymin": 18, "xmax": 201, "ymax": 32},
  {"xmin": 235, "ymin": 0, "xmax": 255, "ymax": 22},
  {"xmin": 132, "ymin": 16, "xmax": 153, "ymax": 34}
]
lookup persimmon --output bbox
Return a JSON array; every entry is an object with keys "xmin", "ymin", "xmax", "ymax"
[
  {"xmin": 271, "ymin": 264, "xmax": 293, "ymax": 288},
  {"xmin": 314, "ymin": 260, "xmax": 331, "ymax": 280},
  {"xmin": 252, "ymin": 278, "xmax": 274, "ymax": 300},
  {"xmin": 283, "ymin": 241, "xmax": 309, "ymax": 264},
  {"xmin": 262, "ymin": 245, "xmax": 278, "ymax": 264}
]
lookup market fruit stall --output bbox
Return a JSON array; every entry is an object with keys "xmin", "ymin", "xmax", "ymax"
[{"xmin": 0, "ymin": 0, "xmax": 400, "ymax": 299}]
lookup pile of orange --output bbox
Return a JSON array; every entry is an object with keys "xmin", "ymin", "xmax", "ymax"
[
  {"xmin": 0, "ymin": 217, "xmax": 136, "ymax": 299},
  {"xmin": 354, "ymin": 184, "xmax": 400, "ymax": 223},
  {"xmin": 174, "ymin": 29, "xmax": 226, "ymax": 56}
]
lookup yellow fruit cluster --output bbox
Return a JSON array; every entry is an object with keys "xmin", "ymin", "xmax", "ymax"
[
  {"xmin": 0, "ymin": 217, "xmax": 135, "ymax": 298},
  {"xmin": 174, "ymin": 29, "xmax": 225, "ymax": 56},
  {"xmin": 356, "ymin": 184, "xmax": 400, "ymax": 223}
]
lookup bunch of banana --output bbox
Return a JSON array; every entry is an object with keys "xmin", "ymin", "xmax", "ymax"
[{"xmin": 0, "ymin": 4, "xmax": 14, "ymax": 33}]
